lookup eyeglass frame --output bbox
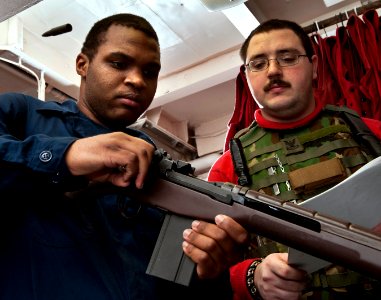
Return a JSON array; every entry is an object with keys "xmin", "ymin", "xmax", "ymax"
[{"xmin": 245, "ymin": 53, "xmax": 309, "ymax": 72}]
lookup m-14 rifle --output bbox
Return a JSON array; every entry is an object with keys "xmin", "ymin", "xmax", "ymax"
[
  {"xmin": 68, "ymin": 149, "xmax": 381, "ymax": 286},
  {"xmin": 131, "ymin": 149, "xmax": 381, "ymax": 285}
]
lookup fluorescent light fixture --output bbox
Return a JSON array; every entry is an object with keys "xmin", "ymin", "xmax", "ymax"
[
  {"xmin": 199, "ymin": 0, "xmax": 248, "ymax": 12},
  {"xmin": 222, "ymin": 4, "xmax": 259, "ymax": 38},
  {"xmin": 323, "ymin": 0, "xmax": 345, "ymax": 7}
]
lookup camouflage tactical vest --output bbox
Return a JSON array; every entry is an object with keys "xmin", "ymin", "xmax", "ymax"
[{"xmin": 232, "ymin": 105, "xmax": 375, "ymax": 203}]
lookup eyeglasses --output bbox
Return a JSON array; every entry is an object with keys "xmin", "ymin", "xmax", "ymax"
[{"xmin": 245, "ymin": 53, "xmax": 309, "ymax": 72}]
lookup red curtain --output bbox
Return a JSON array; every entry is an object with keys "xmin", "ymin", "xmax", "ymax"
[
  {"xmin": 312, "ymin": 9, "xmax": 381, "ymax": 119},
  {"xmin": 223, "ymin": 65, "xmax": 259, "ymax": 152},
  {"xmin": 224, "ymin": 9, "xmax": 381, "ymax": 152}
]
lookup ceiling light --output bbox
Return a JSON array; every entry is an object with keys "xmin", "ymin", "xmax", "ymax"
[
  {"xmin": 199, "ymin": 0, "xmax": 248, "ymax": 12},
  {"xmin": 222, "ymin": 4, "xmax": 259, "ymax": 38},
  {"xmin": 323, "ymin": 0, "xmax": 345, "ymax": 7}
]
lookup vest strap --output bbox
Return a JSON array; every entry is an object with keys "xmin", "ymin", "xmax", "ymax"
[
  {"xmin": 341, "ymin": 153, "xmax": 371, "ymax": 168},
  {"xmin": 311, "ymin": 271, "xmax": 363, "ymax": 288},
  {"xmin": 297, "ymin": 124, "xmax": 351, "ymax": 145},
  {"xmin": 247, "ymin": 142, "xmax": 283, "ymax": 160},
  {"xmin": 248, "ymin": 140, "xmax": 363, "ymax": 175},
  {"xmin": 240, "ymin": 127, "xmax": 267, "ymax": 147},
  {"xmin": 286, "ymin": 139, "xmax": 358, "ymax": 165},
  {"xmin": 250, "ymin": 173, "xmax": 289, "ymax": 190},
  {"xmin": 248, "ymin": 157, "xmax": 278, "ymax": 175},
  {"xmin": 245, "ymin": 124, "xmax": 351, "ymax": 160}
]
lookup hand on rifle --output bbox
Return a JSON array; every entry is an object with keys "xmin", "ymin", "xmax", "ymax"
[
  {"xmin": 182, "ymin": 214, "xmax": 248, "ymax": 279},
  {"xmin": 254, "ymin": 253, "xmax": 308, "ymax": 300},
  {"xmin": 65, "ymin": 132, "xmax": 155, "ymax": 188}
]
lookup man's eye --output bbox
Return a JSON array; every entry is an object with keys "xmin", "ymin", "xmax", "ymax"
[
  {"xmin": 279, "ymin": 55, "xmax": 297, "ymax": 63},
  {"xmin": 143, "ymin": 68, "xmax": 159, "ymax": 79},
  {"xmin": 252, "ymin": 60, "xmax": 266, "ymax": 69},
  {"xmin": 111, "ymin": 61, "xmax": 126, "ymax": 69}
]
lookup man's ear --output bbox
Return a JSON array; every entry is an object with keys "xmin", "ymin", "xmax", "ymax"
[{"xmin": 76, "ymin": 53, "xmax": 89, "ymax": 77}]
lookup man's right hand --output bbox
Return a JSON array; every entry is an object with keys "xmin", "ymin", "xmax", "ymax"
[
  {"xmin": 254, "ymin": 253, "xmax": 308, "ymax": 300},
  {"xmin": 65, "ymin": 132, "xmax": 155, "ymax": 188},
  {"xmin": 182, "ymin": 214, "xmax": 249, "ymax": 279}
]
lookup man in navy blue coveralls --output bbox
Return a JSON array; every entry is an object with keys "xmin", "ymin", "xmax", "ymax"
[{"xmin": 0, "ymin": 13, "xmax": 247, "ymax": 300}]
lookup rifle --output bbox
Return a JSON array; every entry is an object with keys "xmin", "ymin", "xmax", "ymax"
[
  {"xmin": 67, "ymin": 149, "xmax": 381, "ymax": 285},
  {"xmin": 132, "ymin": 149, "xmax": 381, "ymax": 285}
]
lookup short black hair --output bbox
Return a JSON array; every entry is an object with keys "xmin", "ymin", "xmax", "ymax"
[
  {"xmin": 81, "ymin": 13, "xmax": 159, "ymax": 61},
  {"xmin": 239, "ymin": 19, "xmax": 314, "ymax": 63}
]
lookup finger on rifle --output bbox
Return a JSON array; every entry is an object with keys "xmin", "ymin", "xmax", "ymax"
[
  {"xmin": 215, "ymin": 214, "xmax": 249, "ymax": 244},
  {"xmin": 134, "ymin": 144, "xmax": 154, "ymax": 189}
]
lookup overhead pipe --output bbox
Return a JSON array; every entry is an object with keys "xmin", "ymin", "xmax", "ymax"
[{"xmin": 0, "ymin": 45, "xmax": 79, "ymax": 100}]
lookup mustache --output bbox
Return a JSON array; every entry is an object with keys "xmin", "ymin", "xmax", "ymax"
[{"xmin": 263, "ymin": 78, "xmax": 291, "ymax": 92}]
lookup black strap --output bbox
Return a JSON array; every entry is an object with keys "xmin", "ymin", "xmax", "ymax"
[{"xmin": 230, "ymin": 138, "xmax": 251, "ymax": 186}]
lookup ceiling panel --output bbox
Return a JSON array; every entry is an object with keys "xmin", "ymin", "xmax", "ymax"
[{"xmin": 15, "ymin": 0, "xmax": 245, "ymax": 78}]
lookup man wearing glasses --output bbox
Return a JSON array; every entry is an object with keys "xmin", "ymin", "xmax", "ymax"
[{"xmin": 204, "ymin": 19, "xmax": 381, "ymax": 299}]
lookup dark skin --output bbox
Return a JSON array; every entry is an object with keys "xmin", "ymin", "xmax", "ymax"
[{"xmin": 64, "ymin": 24, "xmax": 248, "ymax": 279}]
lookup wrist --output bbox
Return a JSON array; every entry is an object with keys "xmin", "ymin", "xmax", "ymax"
[{"xmin": 246, "ymin": 258, "xmax": 263, "ymax": 299}]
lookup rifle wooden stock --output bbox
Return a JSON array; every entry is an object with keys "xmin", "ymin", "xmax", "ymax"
[{"xmin": 133, "ymin": 150, "xmax": 381, "ymax": 280}]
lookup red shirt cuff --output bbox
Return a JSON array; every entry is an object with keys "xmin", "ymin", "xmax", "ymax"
[{"xmin": 230, "ymin": 259, "xmax": 257, "ymax": 300}]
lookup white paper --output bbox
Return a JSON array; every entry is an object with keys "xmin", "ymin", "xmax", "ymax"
[{"xmin": 288, "ymin": 156, "xmax": 381, "ymax": 273}]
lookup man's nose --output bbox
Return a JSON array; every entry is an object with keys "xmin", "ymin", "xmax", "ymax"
[
  {"xmin": 267, "ymin": 59, "xmax": 282, "ymax": 75},
  {"xmin": 123, "ymin": 68, "xmax": 145, "ymax": 87}
]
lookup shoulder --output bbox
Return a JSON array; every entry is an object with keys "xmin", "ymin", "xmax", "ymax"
[
  {"xmin": 362, "ymin": 117, "xmax": 381, "ymax": 140},
  {"xmin": 0, "ymin": 92, "xmax": 72, "ymax": 109},
  {"xmin": 207, "ymin": 150, "xmax": 237, "ymax": 183},
  {"xmin": 0, "ymin": 92, "xmax": 37, "ymax": 104},
  {"xmin": 0, "ymin": 93, "xmax": 81, "ymax": 120},
  {"xmin": 325, "ymin": 104, "xmax": 381, "ymax": 141},
  {"xmin": 0, "ymin": 92, "xmax": 42, "ymax": 114}
]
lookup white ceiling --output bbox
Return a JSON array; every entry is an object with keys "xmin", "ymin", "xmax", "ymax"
[{"xmin": 0, "ymin": 0, "xmax": 363, "ymax": 131}]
